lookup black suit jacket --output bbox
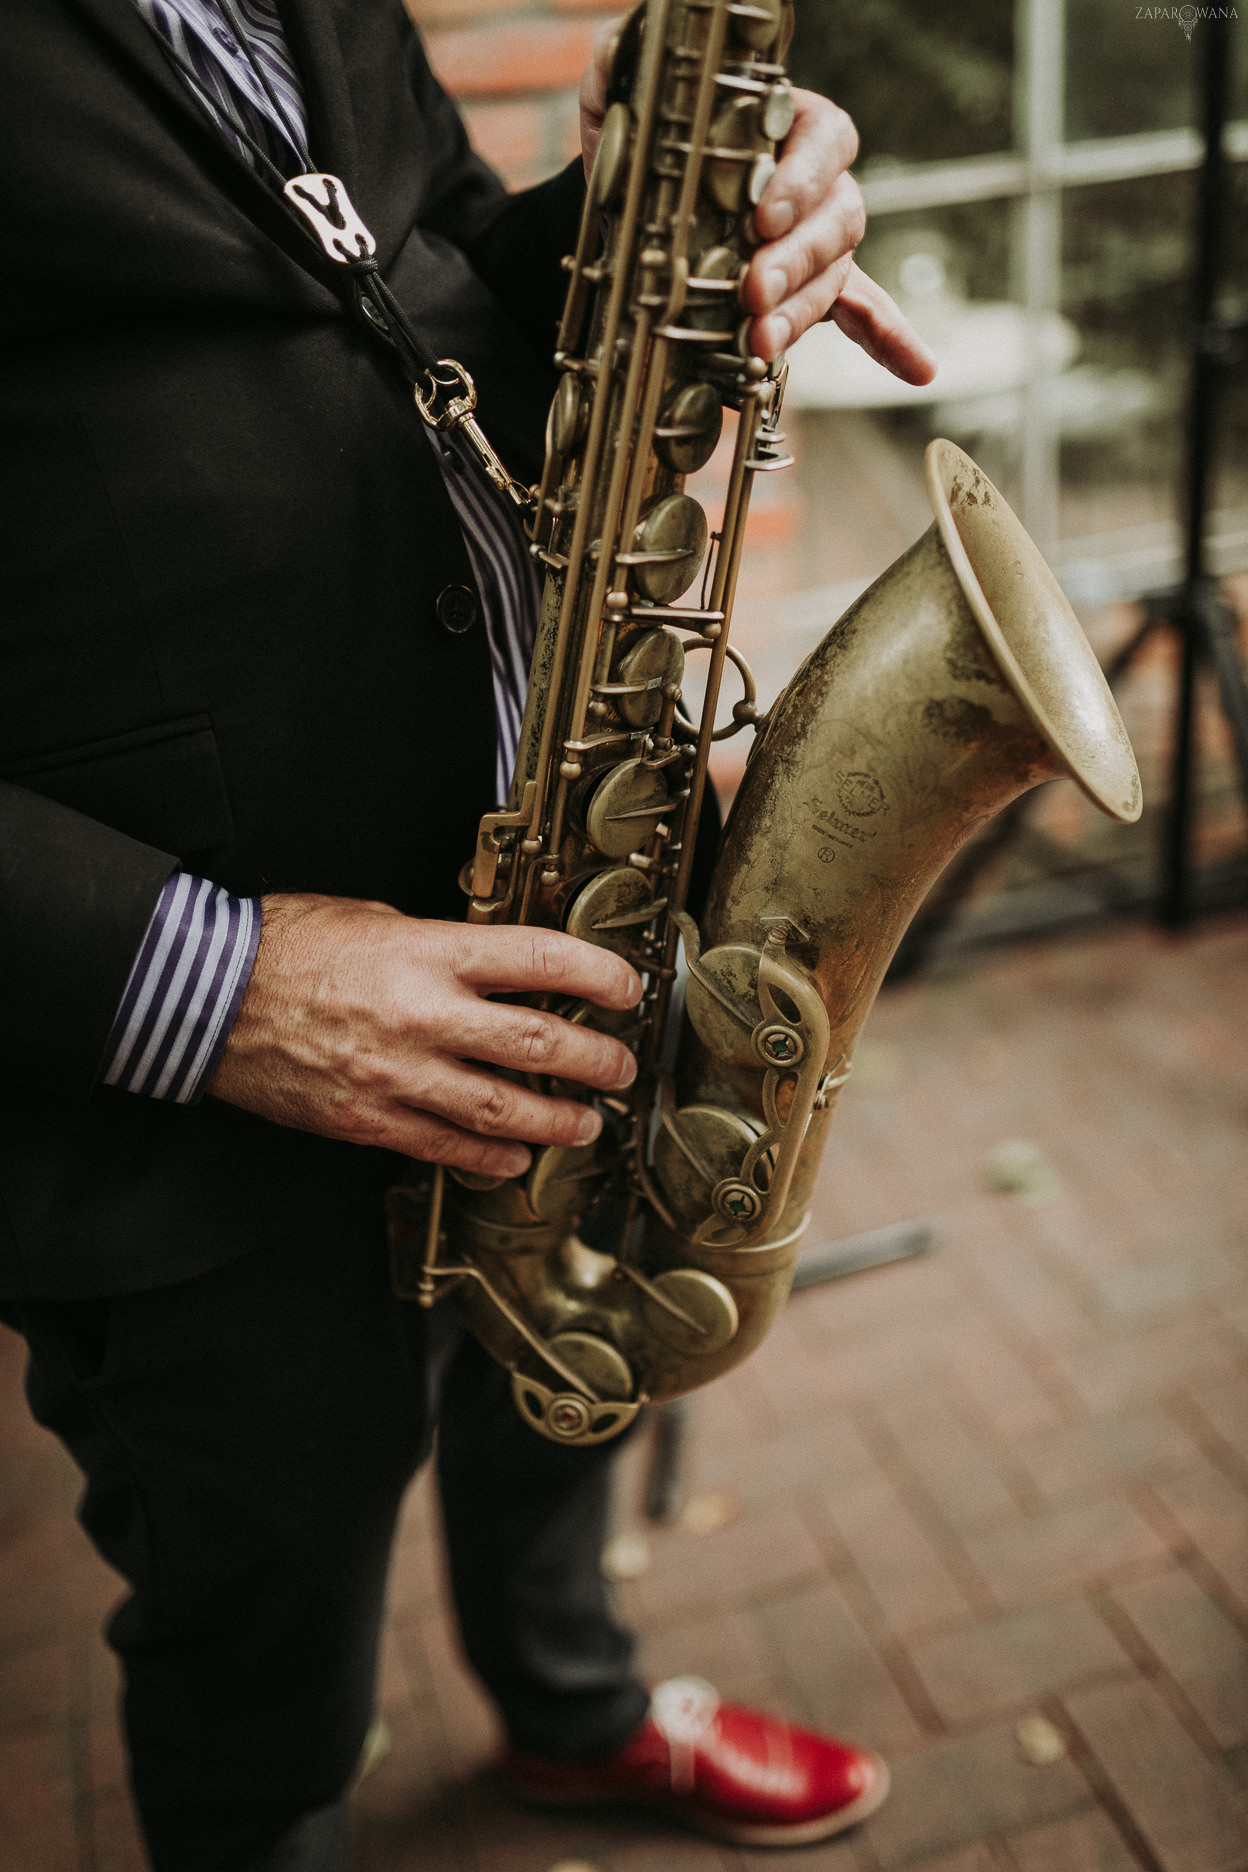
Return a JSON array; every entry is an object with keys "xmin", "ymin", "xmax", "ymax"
[{"xmin": 0, "ymin": 0, "xmax": 583, "ymax": 1297}]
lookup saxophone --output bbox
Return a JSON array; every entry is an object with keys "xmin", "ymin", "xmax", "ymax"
[{"xmin": 388, "ymin": 0, "xmax": 1142, "ymax": 1444}]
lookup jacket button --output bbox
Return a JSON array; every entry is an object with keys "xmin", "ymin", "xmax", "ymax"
[{"xmin": 436, "ymin": 584, "xmax": 480, "ymax": 634}]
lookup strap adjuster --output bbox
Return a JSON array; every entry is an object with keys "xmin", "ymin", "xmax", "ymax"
[{"xmin": 283, "ymin": 172, "xmax": 376, "ymax": 264}]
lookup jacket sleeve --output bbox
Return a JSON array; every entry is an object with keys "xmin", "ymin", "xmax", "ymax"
[
  {"xmin": 396, "ymin": 5, "xmax": 588, "ymax": 361},
  {"xmin": 0, "ymin": 782, "xmax": 176, "ymax": 1102},
  {"xmin": 457, "ymin": 160, "xmax": 588, "ymax": 365}
]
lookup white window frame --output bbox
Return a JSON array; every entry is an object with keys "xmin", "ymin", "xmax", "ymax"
[{"xmin": 854, "ymin": 0, "xmax": 1248, "ymax": 592}]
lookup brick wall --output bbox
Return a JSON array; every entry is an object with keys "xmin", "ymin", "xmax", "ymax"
[{"xmin": 405, "ymin": 0, "xmax": 615, "ymax": 189}]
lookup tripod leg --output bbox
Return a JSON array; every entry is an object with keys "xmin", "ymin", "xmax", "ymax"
[
  {"xmin": 644, "ymin": 1397, "xmax": 694, "ymax": 1525},
  {"xmin": 1162, "ymin": 614, "xmax": 1200, "ymax": 928},
  {"xmin": 1201, "ymin": 589, "xmax": 1248, "ymax": 814}
]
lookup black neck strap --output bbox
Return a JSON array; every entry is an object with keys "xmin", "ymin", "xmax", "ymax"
[{"xmin": 143, "ymin": 6, "xmax": 532, "ymax": 506}]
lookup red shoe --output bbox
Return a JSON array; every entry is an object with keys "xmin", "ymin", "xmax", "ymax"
[{"xmin": 502, "ymin": 1678, "xmax": 890, "ymax": 1846}]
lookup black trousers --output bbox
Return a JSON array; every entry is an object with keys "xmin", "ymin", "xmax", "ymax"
[{"xmin": 6, "ymin": 1209, "xmax": 649, "ymax": 1872}]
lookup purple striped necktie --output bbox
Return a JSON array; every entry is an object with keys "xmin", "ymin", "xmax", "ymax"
[{"xmin": 131, "ymin": 0, "xmax": 310, "ymax": 176}]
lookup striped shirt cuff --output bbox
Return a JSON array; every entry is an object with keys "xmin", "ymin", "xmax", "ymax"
[{"xmin": 101, "ymin": 873, "xmax": 262, "ymax": 1105}]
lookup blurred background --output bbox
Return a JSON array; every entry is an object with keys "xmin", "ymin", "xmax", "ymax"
[{"xmin": 412, "ymin": 0, "xmax": 1248, "ymax": 948}]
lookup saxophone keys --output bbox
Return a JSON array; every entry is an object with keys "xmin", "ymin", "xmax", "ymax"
[
  {"xmin": 682, "ymin": 942, "xmax": 764, "ymax": 1067},
  {"xmin": 727, "ymin": 0, "xmax": 784, "ymax": 51},
  {"xmin": 565, "ymin": 867, "xmax": 660, "ymax": 957},
  {"xmin": 629, "ymin": 494, "xmax": 708, "ymax": 604},
  {"xmin": 681, "ymin": 247, "xmax": 744, "ymax": 337},
  {"xmin": 704, "ymin": 98, "xmax": 762, "ymax": 212},
  {"xmin": 654, "ymin": 381, "xmax": 724, "ymax": 474},
  {"xmin": 640, "ymin": 1269, "xmax": 739, "ymax": 1357},
  {"xmin": 511, "ymin": 1369, "xmax": 642, "ymax": 1446},
  {"xmin": 548, "ymin": 372, "xmax": 587, "ymax": 458},
  {"xmin": 586, "ymin": 758, "xmax": 670, "ymax": 857},
  {"xmin": 543, "ymin": 1330, "xmax": 634, "ymax": 1404},
  {"xmin": 526, "ymin": 1140, "xmax": 608, "ymax": 1226},
  {"xmin": 590, "ymin": 100, "xmax": 632, "ymax": 209},
  {"xmin": 760, "ymin": 81, "xmax": 795, "ymax": 143},
  {"xmin": 651, "ymin": 1103, "xmax": 763, "ymax": 1227}
]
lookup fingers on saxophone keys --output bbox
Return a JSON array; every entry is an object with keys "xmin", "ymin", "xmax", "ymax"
[
  {"xmin": 756, "ymin": 91, "xmax": 859, "ymax": 241},
  {"xmin": 420, "ymin": 1069, "xmax": 606, "ymax": 1151},
  {"xmin": 391, "ymin": 1113, "xmax": 533, "ymax": 1181},
  {"xmin": 745, "ymin": 174, "xmax": 865, "ymax": 318},
  {"xmin": 469, "ymin": 1006, "xmax": 637, "ymax": 1092},
  {"xmin": 755, "ymin": 251, "xmax": 855, "ymax": 357},
  {"xmin": 457, "ymin": 928, "xmax": 642, "ymax": 1011}
]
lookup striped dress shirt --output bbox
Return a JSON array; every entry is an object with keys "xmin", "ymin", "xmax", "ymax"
[{"xmin": 101, "ymin": 0, "xmax": 539, "ymax": 1104}]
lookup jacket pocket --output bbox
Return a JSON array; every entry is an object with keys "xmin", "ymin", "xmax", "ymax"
[{"xmin": 1, "ymin": 715, "xmax": 236, "ymax": 857}]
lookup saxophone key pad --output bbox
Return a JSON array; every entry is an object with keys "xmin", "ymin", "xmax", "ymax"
[
  {"xmin": 654, "ymin": 382, "xmax": 723, "ymax": 475},
  {"xmin": 614, "ymin": 629, "xmax": 686, "ymax": 728},
  {"xmin": 760, "ymin": 81, "xmax": 795, "ymax": 142},
  {"xmin": 728, "ymin": 0, "xmax": 784, "ymax": 50},
  {"xmin": 565, "ymin": 866, "xmax": 659, "ymax": 959},
  {"xmin": 652, "ymin": 1103, "xmax": 763, "ymax": 1227},
  {"xmin": 591, "ymin": 102, "xmax": 633, "ymax": 209},
  {"xmin": 586, "ymin": 758, "xmax": 669, "ymax": 858},
  {"xmin": 640, "ymin": 1268, "xmax": 739, "ymax": 1356},
  {"xmin": 549, "ymin": 373, "xmax": 586, "ymax": 457},
  {"xmin": 705, "ymin": 97, "xmax": 764, "ymax": 212},
  {"xmin": 629, "ymin": 494, "xmax": 708, "ymax": 604}
]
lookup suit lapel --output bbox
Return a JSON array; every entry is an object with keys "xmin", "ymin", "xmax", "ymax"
[
  {"xmin": 67, "ymin": 0, "xmax": 367, "ymax": 284},
  {"xmin": 281, "ymin": 0, "xmax": 361, "ymax": 192},
  {"xmin": 68, "ymin": 0, "xmax": 241, "ymax": 152}
]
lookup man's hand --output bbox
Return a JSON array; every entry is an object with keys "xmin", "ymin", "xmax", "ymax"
[
  {"xmin": 742, "ymin": 91, "xmax": 934, "ymax": 378},
  {"xmin": 578, "ymin": 36, "xmax": 935, "ymax": 385},
  {"xmin": 208, "ymin": 895, "xmax": 643, "ymax": 1179}
]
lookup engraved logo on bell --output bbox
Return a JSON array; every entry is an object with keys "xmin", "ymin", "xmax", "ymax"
[{"xmin": 837, "ymin": 771, "xmax": 887, "ymax": 817}]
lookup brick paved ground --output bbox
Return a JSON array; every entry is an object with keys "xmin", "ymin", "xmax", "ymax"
[{"xmin": 2, "ymin": 913, "xmax": 1247, "ymax": 1871}]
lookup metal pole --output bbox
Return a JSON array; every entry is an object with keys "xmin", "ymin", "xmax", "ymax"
[
  {"xmin": 1018, "ymin": 0, "xmax": 1064, "ymax": 555},
  {"xmin": 1162, "ymin": 11, "xmax": 1235, "ymax": 927}
]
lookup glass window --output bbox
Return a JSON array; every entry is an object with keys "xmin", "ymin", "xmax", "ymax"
[
  {"xmin": 1064, "ymin": 2, "xmax": 1196, "ymax": 143},
  {"xmin": 715, "ymin": 0, "xmax": 1247, "ymax": 899},
  {"xmin": 1058, "ymin": 171, "xmax": 1196, "ymax": 555},
  {"xmin": 1221, "ymin": 157, "xmax": 1248, "ymax": 530},
  {"xmin": 788, "ymin": 0, "xmax": 1015, "ymax": 170}
]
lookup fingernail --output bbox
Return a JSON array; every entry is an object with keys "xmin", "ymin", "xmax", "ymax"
[
  {"xmin": 576, "ymin": 1109, "xmax": 602, "ymax": 1145},
  {"xmin": 767, "ymin": 199, "xmax": 795, "ymax": 235},
  {"xmin": 764, "ymin": 266, "xmax": 787, "ymax": 308},
  {"xmin": 769, "ymin": 314, "xmax": 792, "ymax": 355},
  {"xmin": 624, "ymin": 970, "xmax": 643, "ymax": 1007},
  {"xmin": 502, "ymin": 1147, "xmax": 531, "ymax": 1177},
  {"xmin": 613, "ymin": 1053, "xmax": 638, "ymax": 1091}
]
